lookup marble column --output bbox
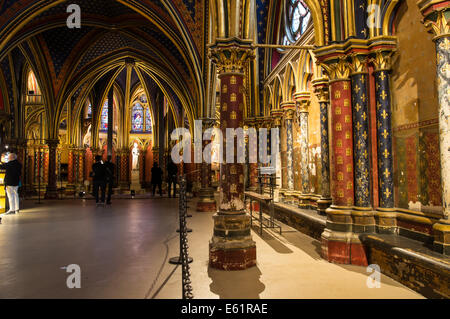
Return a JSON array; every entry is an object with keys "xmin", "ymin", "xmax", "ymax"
[
  {"xmin": 270, "ymin": 113, "xmax": 283, "ymax": 202},
  {"xmin": 417, "ymin": 4, "xmax": 450, "ymax": 254},
  {"xmin": 281, "ymin": 102, "xmax": 296, "ymax": 203},
  {"xmin": 45, "ymin": 139, "xmax": 59, "ymax": 199},
  {"xmin": 208, "ymin": 40, "xmax": 256, "ymax": 270},
  {"xmin": 293, "ymin": 93, "xmax": 311, "ymax": 209},
  {"xmin": 320, "ymin": 57, "xmax": 367, "ymax": 266},
  {"xmin": 197, "ymin": 118, "xmax": 217, "ymax": 212},
  {"xmin": 248, "ymin": 118, "xmax": 259, "ymax": 191},
  {"xmin": 313, "ymin": 80, "xmax": 332, "ymax": 214}
]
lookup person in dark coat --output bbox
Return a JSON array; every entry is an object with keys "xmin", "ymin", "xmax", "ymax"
[
  {"xmin": 151, "ymin": 162, "xmax": 163, "ymax": 197},
  {"xmin": 91, "ymin": 155, "xmax": 106, "ymax": 205},
  {"xmin": 167, "ymin": 159, "xmax": 178, "ymax": 198},
  {"xmin": 104, "ymin": 155, "xmax": 115, "ymax": 205},
  {"xmin": 0, "ymin": 153, "xmax": 22, "ymax": 215}
]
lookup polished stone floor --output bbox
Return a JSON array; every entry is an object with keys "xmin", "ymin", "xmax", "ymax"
[{"xmin": 0, "ymin": 198, "xmax": 423, "ymax": 299}]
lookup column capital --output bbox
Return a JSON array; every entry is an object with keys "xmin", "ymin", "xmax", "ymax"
[
  {"xmin": 417, "ymin": 1, "xmax": 450, "ymax": 39},
  {"xmin": 209, "ymin": 38, "xmax": 255, "ymax": 75},
  {"xmin": 313, "ymin": 83, "xmax": 330, "ymax": 103},
  {"xmin": 319, "ymin": 56, "xmax": 351, "ymax": 82},
  {"xmin": 270, "ymin": 110, "xmax": 283, "ymax": 127},
  {"xmin": 349, "ymin": 53, "xmax": 369, "ymax": 75},
  {"xmin": 45, "ymin": 139, "xmax": 59, "ymax": 148},
  {"xmin": 281, "ymin": 101, "xmax": 296, "ymax": 119},
  {"xmin": 370, "ymin": 50, "xmax": 396, "ymax": 72}
]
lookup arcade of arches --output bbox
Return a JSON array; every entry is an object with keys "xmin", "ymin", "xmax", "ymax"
[{"xmin": 0, "ymin": 0, "xmax": 449, "ymax": 298}]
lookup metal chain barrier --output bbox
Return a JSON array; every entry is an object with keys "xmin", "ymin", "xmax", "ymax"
[{"xmin": 169, "ymin": 175, "xmax": 193, "ymax": 299}]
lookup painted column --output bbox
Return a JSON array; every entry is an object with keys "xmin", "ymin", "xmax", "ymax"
[
  {"xmin": 417, "ymin": 4, "xmax": 450, "ymax": 254},
  {"xmin": 350, "ymin": 55, "xmax": 376, "ymax": 233},
  {"xmin": 248, "ymin": 118, "xmax": 259, "ymax": 191},
  {"xmin": 77, "ymin": 148, "xmax": 85, "ymax": 190},
  {"xmin": 119, "ymin": 148, "xmax": 130, "ymax": 191},
  {"xmin": 313, "ymin": 80, "xmax": 332, "ymax": 214},
  {"xmin": 45, "ymin": 139, "xmax": 59, "ymax": 199},
  {"xmin": 270, "ymin": 113, "xmax": 282, "ymax": 202},
  {"xmin": 320, "ymin": 57, "xmax": 367, "ymax": 266},
  {"xmin": 208, "ymin": 40, "xmax": 256, "ymax": 270},
  {"xmin": 293, "ymin": 93, "xmax": 311, "ymax": 208},
  {"xmin": 281, "ymin": 102, "xmax": 295, "ymax": 203},
  {"xmin": 197, "ymin": 118, "xmax": 217, "ymax": 212},
  {"xmin": 66, "ymin": 146, "xmax": 76, "ymax": 195},
  {"xmin": 372, "ymin": 51, "xmax": 395, "ymax": 209}
]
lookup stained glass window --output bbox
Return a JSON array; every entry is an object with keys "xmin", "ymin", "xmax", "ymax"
[
  {"xmin": 100, "ymin": 100, "xmax": 108, "ymax": 131},
  {"xmin": 87, "ymin": 103, "xmax": 92, "ymax": 118},
  {"xmin": 145, "ymin": 108, "xmax": 152, "ymax": 132},
  {"xmin": 131, "ymin": 103, "xmax": 144, "ymax": 132},
  {"xmin": 282, "ymin": 0, "xmax": 311, "ymax": 45}
]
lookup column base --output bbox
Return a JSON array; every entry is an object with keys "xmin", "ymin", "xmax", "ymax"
[
  {"xmin": 433, "ymin": 219, "xmax": 450, "ymax": 255},
  {"xmin": 317, "ymin": 197, "xmax": 332, "ymax": 215},
  {"xmin": 298, "ymin": 194, "xmax": 311, "ymax": 209},
  {"xmin": 209, "ymin": 212, "xmax": 256, "ymax": 270},
  {"xmin": 65, "ymin": 184, "xmax": 76, "ymax": 196},
  {"xmin": 321, "ymin": 229, "xmax": 368, "ymax": 266},
  {"xmin": 320, "ymin": 205, "xmax": 372, "ymax": 266},
  {"xmin": 44, "ymin": 186, "xmax": 59, "ymax": 199},
  {"xmin": 375, "ymin": 208, "xmax": 398, "ymax": 234}
]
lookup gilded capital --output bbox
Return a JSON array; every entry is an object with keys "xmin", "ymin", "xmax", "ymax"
[
  {"xmin": 209, "ymin": 40, "xmax": 255, "ymax": 74},
  {"xmin": 417, "ymin": 1, "xmax": 450, "ymax": 39},
  {"xmin": 371, "ymin": 50, "xmax": 395, "ymax": 72},
  {"xmin": 319, "ymin": 57, "xmax": 351, "ymax": 82},
  {"xmin": 349, "ymin": 54, "xmax": 369, "ymax": 74}
]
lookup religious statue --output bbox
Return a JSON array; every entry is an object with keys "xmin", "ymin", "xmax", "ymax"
[{"xmin": 132, "ymin": 142, "xmax": 139, "ymax": 170}]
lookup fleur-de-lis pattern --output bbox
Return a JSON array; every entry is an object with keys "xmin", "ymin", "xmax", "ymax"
[
  {"xmin": 351, "ymin": 73, "xmax": 371, "ymax": 207},
  {"xmin": 375, "ymin": 70, "xmax": 394, "ymax": 208},
  {"xmin": 320, "ymin": 99, "xmax": 331, "ymax": 198}
]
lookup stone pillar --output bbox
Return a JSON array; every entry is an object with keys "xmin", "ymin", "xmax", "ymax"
[
  {"xmin": 119, "ymin": 148, "xmax": 130, "ymax": 191},
  {"xmin": 293, "ymin": 93, "xmax": 311, "ymax": 208},
  {"xmin": 280, "ymin": 102, "xmax": 295, "ymax": 203},
  {"xmin": 313, "ymin": 80, "xmax": 332, "ymax": 214},
  {"xmin": 320, "ymin": 58, "xmax": 367, "ymax": 266},
  {"xmin": 270, "ymin": 114, "xmax": 282, "ymax": 201},
  {"xmin": 66, "ymin": 146, "xmax": 76, "ymax": 195},
  {"xmin": 349, "ymin": 55, "xmax": 376, "ymax": 233},
  {"xmin": 197, "ymin": 118, "xmax": 217, "ymax": 212},
  {"xmin": 417, "ymin": 4, "xmax": 450, "ymax": 254},
  {"xmin": 208, "ymin": 40, "xmax": 256, "ymax": 270},
  {"xmin": 371, "ymin": 51, "xmax": 397, "ymax": 233},
  {"xmin": 77, "ymin": 148, "xmax": 85, "ymax": 190},
  {"xmin": 248, "ymin": 118, "xmax": 258, "ymax": 191},
  {"xmin": 45, "ymin": 139, "xmax": 59, "ymax": 199}
]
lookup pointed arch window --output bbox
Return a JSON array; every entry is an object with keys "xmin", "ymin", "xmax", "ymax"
[
  {"xmin": 282, "ymin": 0, "xmax": 311, "ymax": 45},
  {"xmin": 145, "ymin": 108, "xmax": 152, "ymax": 133},
  {"xmin": 131, "ymin": 102, "xmax": 144, "ymax": 132},
  {"xmin": 100, "ymin": 100, "xmax": 109, "ymax": 131}
]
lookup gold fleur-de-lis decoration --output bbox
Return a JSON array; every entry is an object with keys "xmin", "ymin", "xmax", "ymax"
[
  {"xmin": 382, "ymin": 129, "xmax": 389, "ymax": 139},
  {"xmin": 380, "ymin": 90, "xmax": 387, "ymax": 100},
  {"xmin": 384, "ymin": 188, "xmax": 391, "ymax": 198},
  {"xmin": 381, "ymin": 109, "xmax": 388, "ymax": 119},
  {"xmin": 354, "ymin": 84, "xmax": 360, "ymax": 94},
  {"xmin": 379, "ymin": 72, "xmax": 386, "ymax": 81},
  {"xmin": 383, "ymin": 148, "xmax": 390, "ymax": 158},
  {"xmin": 383, "ymin": 168, "xmax": 390, "ymax": 178}
]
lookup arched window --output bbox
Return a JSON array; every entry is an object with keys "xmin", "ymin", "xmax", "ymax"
[
  {"xmin": 282, "ymin": 0, "xmax": 311, "ymax": 45},
  {"xmin": 27, "ymin": 70, "xmax": 41, "ymax": 95},
  {"xmin": 100, "ymin": 100, "xmax": 109, "ymax": 131},
  {"xmin": 87, "ymin": 101, "xmax": 92, "ymax": 118},
  {"xmin": 131, "ymin": 102, "xmax": 144, "ymax": 132},
  {"xmin": 145, "ymin": 108, "xmax": 152, "ymax": 133}
]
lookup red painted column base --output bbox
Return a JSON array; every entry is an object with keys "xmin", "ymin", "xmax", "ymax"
[
  {"xmin": 321, "ymin": 232, "xmax": 368, "ymax": 266},
  {"xmin": 209, "ymin": 246, "xmax": 257, "ymax": 270}
]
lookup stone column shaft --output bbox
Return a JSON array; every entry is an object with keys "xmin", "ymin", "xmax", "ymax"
[
  {"xmin": 208, "ymin": 42, "xmax": 256, "ymax": 270},
  {"xmin": 45, "ymin": 139, "xmax": 59, "ymax": 199}
]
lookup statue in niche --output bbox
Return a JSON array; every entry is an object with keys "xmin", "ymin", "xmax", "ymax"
[{"xmin": 132, "ymin": 142, "xmax": 140, "ymax": 170}]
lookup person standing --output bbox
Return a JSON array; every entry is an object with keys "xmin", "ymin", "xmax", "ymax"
[
  {"xmin": 167, "ymin": 159, "xmax": 178, "ymax": 198},
  {"xmin": 91, "ymin": 155, "xmax": 106, "ymax": 206},
  {"xmin": 104, "ymin": 155, "xmax": 115, "ymax": 205},
  {"xmin": 151, "ymin": 162, "xmax": 163, "ymax": 197},
  {"xmin": 0, "ymin": 153, "xmax": 22, "ymax": 215}
]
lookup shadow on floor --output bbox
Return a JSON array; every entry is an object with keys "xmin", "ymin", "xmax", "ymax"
[
  {"xmin": 207, "ymin": 266, "xmax": 265, "ymax": 299},
  {"xmin": 251, "ymin": 225, "xmax": 293, "ymax": 254}
]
